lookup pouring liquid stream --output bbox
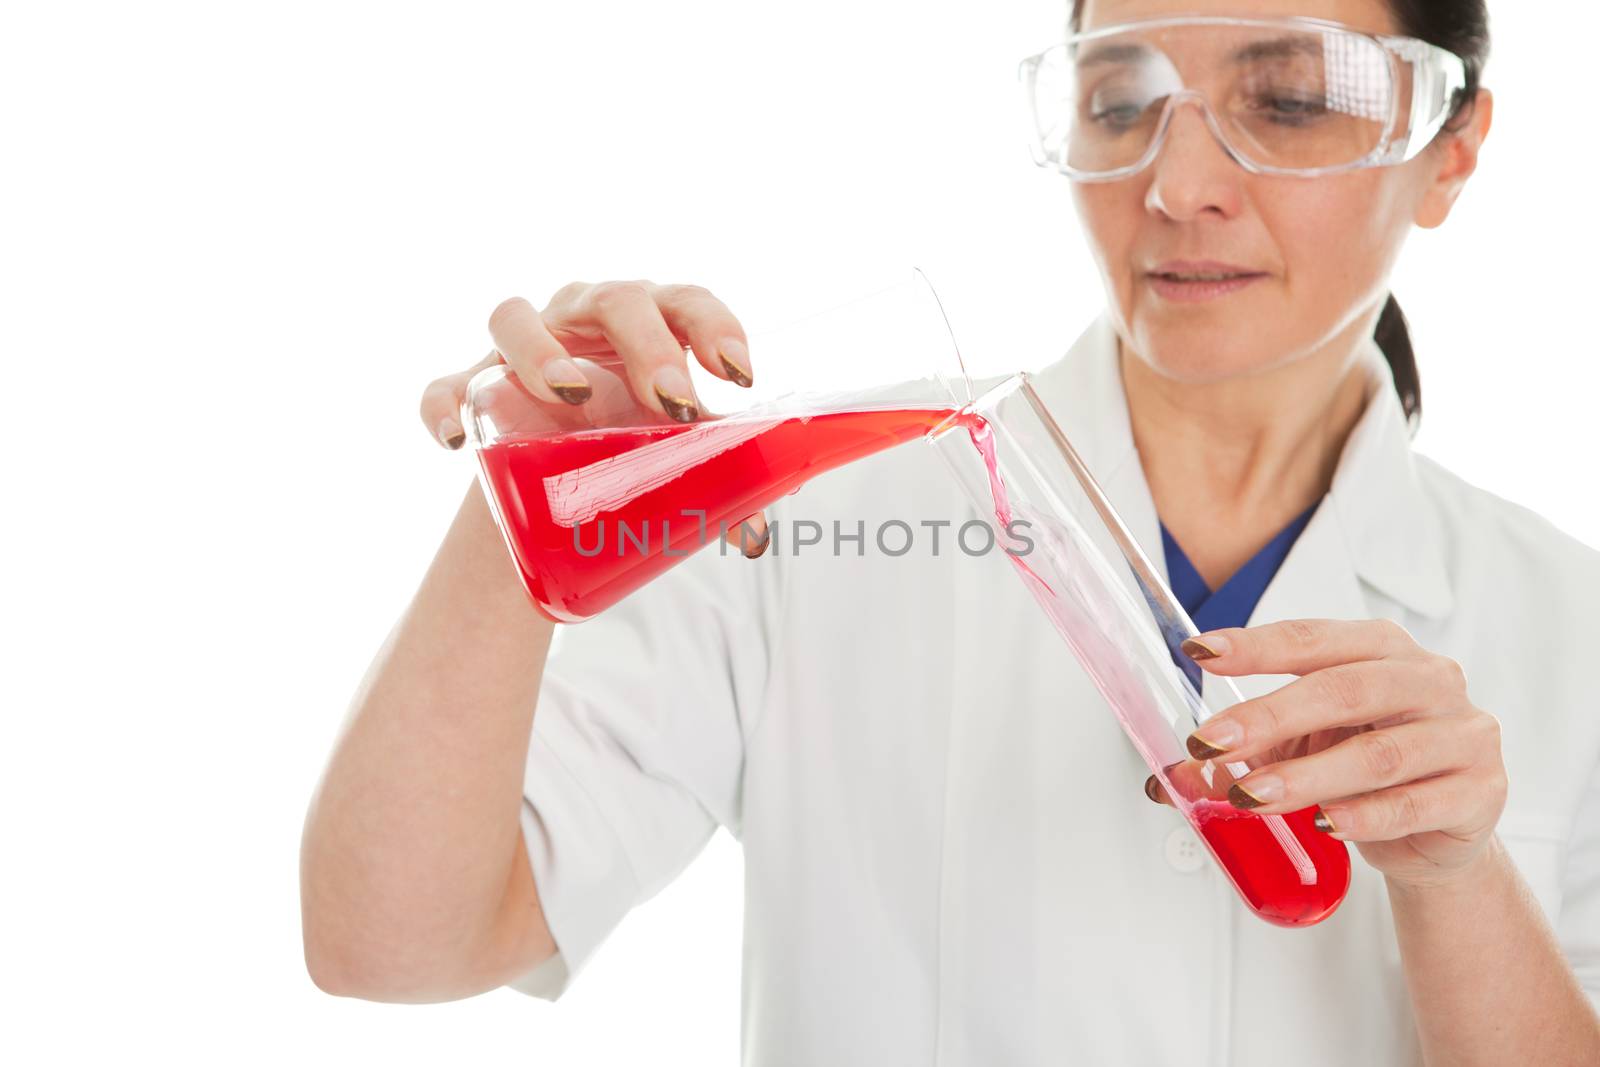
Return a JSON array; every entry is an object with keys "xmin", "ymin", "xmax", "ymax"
[{"xmin": 477, "ymin": 399, "xmax": 1349, "ymax": 926}]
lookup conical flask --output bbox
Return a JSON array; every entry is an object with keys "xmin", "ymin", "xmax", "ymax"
[{"xmin": 462, "ymin": 269, "xmax": 975, "ymax": 623}]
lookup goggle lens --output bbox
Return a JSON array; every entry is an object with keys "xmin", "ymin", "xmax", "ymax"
[{"xmin": 1026, "ymin": 21, "xmax": 1422, "ymax": 178}]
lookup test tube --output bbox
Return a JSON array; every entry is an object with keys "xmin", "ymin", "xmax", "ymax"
[{"xmin": 927, "ymin": 372, "xmax": 1351, "ymax": 927}]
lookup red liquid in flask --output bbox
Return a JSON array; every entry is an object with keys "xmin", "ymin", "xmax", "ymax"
[
  {"xmin": 476, "ymin": 406, "xmax": 959, "ymax": 622},
  {"xmin": 955, "ymin": 416, "xmax": 1352, "ymax": 927}
]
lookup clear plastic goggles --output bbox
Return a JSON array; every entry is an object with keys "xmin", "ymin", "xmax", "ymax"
[{"xmin": 1018, "ymin": 15, "xmax": 1468, "ymax": 180}]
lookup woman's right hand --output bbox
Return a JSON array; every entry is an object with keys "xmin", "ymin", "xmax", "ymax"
[
  {"xmin": 307, "ymin": 280, "xmax": 768, "ymax": 1000},
  {"xmin": 419, "ymin": 279, "xmax": 770, "ymax": 557}
]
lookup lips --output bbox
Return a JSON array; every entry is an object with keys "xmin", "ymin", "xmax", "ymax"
[
  {"xmin": 1148, "ymin": 259, "xmax": 1267, "ymax": 281},
  {"xmin": 1145, "ymin": 260, "xmax": 1269, "ymax": 302}
]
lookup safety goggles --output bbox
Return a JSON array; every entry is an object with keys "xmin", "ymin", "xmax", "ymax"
[{"xmin": 1017, "ymin": 15, "xmax": 1468, "ymax": 180}]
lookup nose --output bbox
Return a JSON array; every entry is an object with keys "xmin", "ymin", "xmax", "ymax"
[{"xmin": 1142, "ymin": 93, "xmax": 1245, "ymax": 221}]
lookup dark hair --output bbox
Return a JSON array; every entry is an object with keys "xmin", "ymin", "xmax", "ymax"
[{"xmin": 1067, "ymin": 0, "xmax": 1491, "ymax": 433}]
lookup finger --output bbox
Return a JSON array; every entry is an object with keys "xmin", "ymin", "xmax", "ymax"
[
  {"xmin": 1179, "ymin": 617, "xmax": 1418, "ymax": 678},
  {"xmin": 1311, "ymin": 768, "xmax": 1504, "ymax": 842},
  {"xmin": 487, "ymin": 296, "xmax": 595, "ymax": 406},
  {"xmin": 574, "ymin": 281, "xmax": 702, "ymax": 423},
  {"xmin": 653, "ymin": 283, "xmax": 754, "ymax": 387},
  {"xmin": 420, "ymin": 348, "xmax": 504, "ymax": 449},
  {"xmin": 1144, "ymin": 774, "xmax": 1173, "ymax": 806},
  {"xmin": 723, "ymin": 511, "xmax": 771, "ymax": 558},
  {"xmin": 1183, "ymin": 658, "xmax": 1427, "ymax": 763},
  {"xmin": 1143, "ymin": 759, "xmax": 1222, "ymax": 807},
  {"xmin": 1222, "ymin": 716, "xmax": 1486, "ymax": 815}
]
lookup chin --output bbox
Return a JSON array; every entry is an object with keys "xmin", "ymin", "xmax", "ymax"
[{"xmin": 1120, "ymin": 315, "xmax": 1284, "ymax": 386}]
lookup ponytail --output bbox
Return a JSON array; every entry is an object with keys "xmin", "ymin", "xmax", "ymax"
[{"xmin": 1375, "ymin": 293, "xmax": 1421, "ymax": 435}]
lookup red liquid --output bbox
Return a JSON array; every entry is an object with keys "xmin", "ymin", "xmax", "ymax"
[
  {"xmin": 476, "ymin": 406, "xmax": 958, "ymax": 622},
  {"xmin": 1190, "ymin": 799, "xmax": 1351, "ymax": 927}
]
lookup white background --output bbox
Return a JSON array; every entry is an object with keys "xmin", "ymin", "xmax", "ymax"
[{"xmin": 4, "ymin": 1, "xmax": 1597, "ymax": 1064}]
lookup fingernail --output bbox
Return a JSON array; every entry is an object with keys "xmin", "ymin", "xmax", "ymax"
[
  {"xmin": 652, "ymin": 366, "xmax": 699, "ymax": 422},
  {"xmin": 743, "ymin": 523, "xmax": 771, "ymax": 559},
  {"xmin": 1186, "ymin": 720, "xmax": 1242, "ymax": 760},
  {"xmin": 1228, "ymin": 775, "xmax": 1282, "ymax": 809},
  {"xmin": 437, "ymin": 416, "xmax": 465, "ymax": 450},
  {"xmin": 1182, "ymin": 634, "xmax": 1228, "ymax": 660},
  {"xmin": 1143, "ymin": 774, "xmax": 1160, "ymax": 803},
  {"xmin": 718, "ymin": 339, "xmax": 753, "ymax": 387},
  {"xmin": 1313, "ymin": 808, "xmax": 1339, "ymax": 833},
  {"xmin": 542, "ymin": 358, "xmax": 592, "ymax": 405}
]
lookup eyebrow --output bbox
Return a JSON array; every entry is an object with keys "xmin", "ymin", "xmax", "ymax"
[
  {"xmin": 1227, "ymin": 35, "xmax": 1325, "ymax": 64},
  {"xmin": 1073, "ymin": 42, "xmax": 1150, "ymax": 69},
  {"xmin": 1074, "ymin": 34, "xmax": 1324, "ymax": 68}
]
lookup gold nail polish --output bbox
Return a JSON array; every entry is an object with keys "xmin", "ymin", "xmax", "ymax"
[
  {"xmin": 1181, "ymin": 637, "xmax": 1221, "ymax": 661},
  {"xmin": 1186, "ymin": 734, "xmax": 1230, "ymax": 761},
  {"xmin": 719, "ymin": 351, "xmax": 753, "ymax": 387},
  {"xmin": 743, "ymin": 525, "xmax": 771, "ymax": 559},
  {"xmin": 1228, "ymin": 783, "xmax": 1266, "ymax": 810},
  {"xmin": 1143, "ymin": 775, "xmax": 1160, "ymax": 803},
  {"xmin": 1313, "ymin": 809, "xmax": 1338, "ymax": 833},
  {"xmin": 549, "ymin": 381, "xmax": 592, "ymax": 405},
  {"xmin": 444, "ymin": 430, "xmax": 466, "ymax": 450},
  {"xmin": 654, "ymin": 383, "xmax": 699, "ymax": 423}
]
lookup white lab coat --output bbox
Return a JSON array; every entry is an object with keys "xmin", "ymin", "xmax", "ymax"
[{"xmin": 504, "ymin": 309, "xmax": 1600, "ymax": 1066}]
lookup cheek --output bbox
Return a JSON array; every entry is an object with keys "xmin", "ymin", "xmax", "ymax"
[
  {"xmin": 1072, "ymin": 184, "xmax": 1138, "ymax": 262},
  {"xmin": 1264, "ymin": 174, "xmax": 1411, "ymax": 302},
  {"xmin": 1071, "ymin": 183, "xmax": 1144, "ymax": 290}
]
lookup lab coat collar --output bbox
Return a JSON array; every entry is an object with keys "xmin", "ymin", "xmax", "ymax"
[{"xmin": 1030, "ymin": 309, "xmax": 1455, "ymax": 625}]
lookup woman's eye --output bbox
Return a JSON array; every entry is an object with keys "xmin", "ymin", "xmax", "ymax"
[
  {"xmin": 1087, "ymin": 99, "xmax": 1146, "ymax": 129},
  {"xmin": 1247, "ymin": 93, "xmax": 1328, "ymax": 125}
]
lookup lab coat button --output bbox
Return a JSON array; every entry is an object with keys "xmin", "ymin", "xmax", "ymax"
[{"xmin": 1164, "ymin": 826, "xmax": 1205, "ymax": 873}]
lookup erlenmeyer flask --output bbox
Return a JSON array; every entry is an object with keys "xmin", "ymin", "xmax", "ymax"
[
  {"xmin": 927, "ymin": 373, "xmax": 1352, "ymax": 927},
  {"xmin": 462, "ymin": 269, "xmax": 974, "ymax": 623}
]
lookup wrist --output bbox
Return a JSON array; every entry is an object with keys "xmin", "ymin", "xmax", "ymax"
[{"xmin": 1385, "ymin": 833, "xmax": 1505, "ymax": 901}]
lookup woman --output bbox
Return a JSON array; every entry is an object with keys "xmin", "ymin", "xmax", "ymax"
[{"xmin": 300, "ymin": 0, "xmax": 1600, "ymax": 1063}]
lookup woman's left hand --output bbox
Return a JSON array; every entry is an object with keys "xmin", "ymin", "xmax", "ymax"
[{"xmin": 1145, "ymin": 618, "xmax": 1508, "ymax": 890}]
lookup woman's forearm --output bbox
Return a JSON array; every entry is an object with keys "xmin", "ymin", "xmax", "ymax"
[
  {"xmin": 300, "ymin": 476, "xmax": 557, "ymax": 1001},
  {"xmin": 1387, "ymin": 833, "xmax": 1600, "ymax": 1065}
]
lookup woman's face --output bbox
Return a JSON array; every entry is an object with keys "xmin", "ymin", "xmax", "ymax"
[{"xmin": 1073, "ymin": 0, "xmax": 1481, "ymax": 383}]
